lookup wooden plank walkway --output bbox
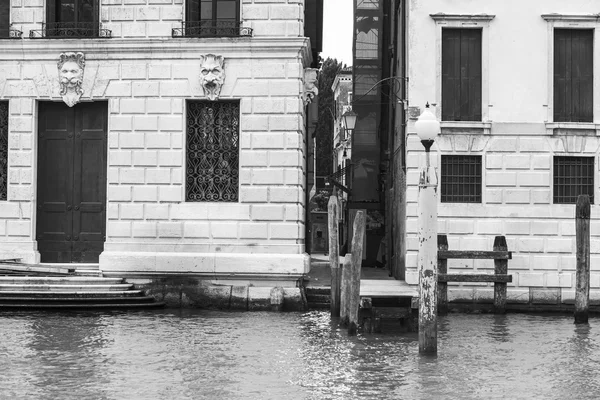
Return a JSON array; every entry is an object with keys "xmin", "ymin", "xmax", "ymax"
[{"xmin": 360, "ymin": 279, "xmax": 418, "ymax": 298}]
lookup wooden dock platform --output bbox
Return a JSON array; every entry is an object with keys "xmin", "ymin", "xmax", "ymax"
[{"xmin": 360, "ymin": 279, "xmax": 418, "ymax": 299}]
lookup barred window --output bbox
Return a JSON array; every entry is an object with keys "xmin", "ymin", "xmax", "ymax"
[
  {"xmin": 441, "ymin": 155, "xmax": 482, "ymax": 203},
  {"xmin": 186, "ymin": 100, "xmax": 239, "ymax": 202},
  {"xmin": 0, "ymin": 102, "xmax": 6, "ymax": 201},
  {"xmin": 553, "ymin": 156, "xmax": 594, "ymax": 204}
]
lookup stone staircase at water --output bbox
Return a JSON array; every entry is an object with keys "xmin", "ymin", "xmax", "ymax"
[{"xmin": 0, "ymin": 262, "xmax": 164, "ymax": 310}]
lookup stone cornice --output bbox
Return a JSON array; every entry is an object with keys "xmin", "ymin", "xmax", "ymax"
[
  {"xmin": 0, "ymin": 37, "xmax": 312, "ymax": 63},
  {"xmin": 430, "ymin": 13, "xmax": 496, "ymax": 22},
  {"xmin": 542, "ymin": 13, "xmax": 600, "ymax": 22}
]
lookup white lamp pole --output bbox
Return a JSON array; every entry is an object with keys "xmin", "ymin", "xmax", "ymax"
[{"xmin": 414, "ymin": 103, "xmax": 440, "ymax": 355}]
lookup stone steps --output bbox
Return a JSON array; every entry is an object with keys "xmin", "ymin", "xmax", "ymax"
[
  {"xmin": 0, "ymin": 275, "xmax": 164, "ymax": 310},
  {"xmin": 305, "ymin": 287, "xmax": 330, "ymax": 309}
]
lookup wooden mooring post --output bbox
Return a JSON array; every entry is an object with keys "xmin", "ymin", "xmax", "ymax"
[
  {"xmin": 348, "ymin": 210, "xmax": 365, "ymax": 335},
  {"xmin": 340, "ymin": 254, "xmax": 352, "ymax": 325},
  {"xmin": 328, "ymin": 191, "xmax": 341, "ymax": 317},
  {"xmin": 437, "ymin": 235, "xmax": 448, "ymax": 316},
  {"xmin": 493, "ymin": 236, "xmax": 508, "ymax": 314},
  {"xmin": 575, "ymin": 194, "xmax": 591, "ymax": 324}
]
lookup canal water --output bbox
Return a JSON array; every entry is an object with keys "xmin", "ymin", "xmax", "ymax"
[{"xmin": 1, "ymin": 310, "xmax": 599, "ymax": 399}]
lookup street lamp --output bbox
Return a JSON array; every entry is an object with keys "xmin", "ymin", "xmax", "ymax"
[
  {"xmin": 342, "ymin": 109, "xmax": 358, "ymax": 135},
  {"xmin": 414, "ymin": 102, "xmax": 440, "ymax": 355}
]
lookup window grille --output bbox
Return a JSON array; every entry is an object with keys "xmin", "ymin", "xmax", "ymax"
[
  {"xmin": 553, "ymin": 156, "xmax": 594, "ymax": 204},
  {"xmin": 186, "ymin": 101, "xmax": 239, "ymax": 202},
  {"xmin": 441, "ymin": 155, "xmax": 482, "ymax": 203},
  {"xmin": 0, "ymin": 102, "xmax": 6, "ymax": 200}
]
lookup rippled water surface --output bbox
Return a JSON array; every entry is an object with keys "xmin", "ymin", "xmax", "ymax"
[{"xmin": 1, "ymin": 310, "xmax": 600, "ymax": 399}]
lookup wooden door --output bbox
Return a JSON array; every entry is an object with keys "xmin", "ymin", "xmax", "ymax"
[{"xmin": 37, "ymin": 101, "xmax": 107, "ymax": 263}]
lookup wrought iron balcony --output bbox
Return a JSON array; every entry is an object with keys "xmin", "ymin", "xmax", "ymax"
[
  {"xmin": 0, "ymin": 28, "xmax": 23, "ymax": 39},
  {"xmin": 172, "ymin": 21, "xmax": 252, "ymax": 38},
  {"xmin": 325, "ymin": 163, "xmax": 353, "ymax": 195},
  {"xmin": 29, "ymin": 22, "xmax": 111, "ymax": 39}
]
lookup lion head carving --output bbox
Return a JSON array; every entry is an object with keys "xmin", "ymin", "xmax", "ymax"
[
  {"xmin": 58, "ymin": 52, "xmax": 85, "ymax": 107},
  {"xmin": 199, "ymin": 54, "xmax": 225, "ymax": 101}
]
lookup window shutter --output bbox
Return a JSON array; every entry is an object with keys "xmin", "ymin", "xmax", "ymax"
[
  {"xmin": 554, "ymin": 29, "xmax": 593, "ymax": 122},
  {"xmin": 461, "ymin": 29, "xmax": 482, "ymax": 121},
  {"xmin": 442, "ymin": 29, "xmax": 461, "ymax": 121},
  {"xmin": 572, "ymin": 30, "xmax": 593, "ymax": 122},
  {"xmin": 0, "ymin": 1, "xmax": 8, "ymax": 38},
  {"xmin": 442, "ymin": 29, "xmax": 482, "ymax": 121},
  {"xmin": 187, "ymin": 0, "xmax": 200, "ymax": 21}
]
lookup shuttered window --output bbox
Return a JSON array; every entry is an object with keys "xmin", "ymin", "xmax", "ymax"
[
  {"xmin": 0, "ymin": 1, "xmax": 9, "ymax": 38},
  {"xmin": 442, "ymin": 29, "xmax": 482, "ymax": 121},
  {"xmin": 554, "ymin": 29, "xmax": 593, "ymax": 123}
]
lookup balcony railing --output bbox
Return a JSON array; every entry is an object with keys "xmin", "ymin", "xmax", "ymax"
[
  {"xmin": 0, "ymin": 28, "xmax": 23, "ymax": 39},
  {"xmin": 172, "ymin": 20, "xmax": 252, "ymax": 38},
  {"xmin": 325, "ymin": 163, "xmax": 353, "ymax": 195},
  {"xmin": 29, "ymin": 22, "xmax": 111, "ymax": 39}
]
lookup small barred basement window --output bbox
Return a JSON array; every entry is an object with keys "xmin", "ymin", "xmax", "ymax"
[
  {"xmin": 186, "ymin": 100, "xmax": 239, "ymax": 202},
  {"xmin": 553, "ymin": 156, "xmax": 594, "ymax": 204},
  {"xmin": 441, "ymin": 155, "xmax": 482, "ymax": 203}
]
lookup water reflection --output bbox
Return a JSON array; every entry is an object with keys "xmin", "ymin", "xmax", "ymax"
[{"xmin": 1, "ymin": 311, "xmax": 600, "ymax": 399}]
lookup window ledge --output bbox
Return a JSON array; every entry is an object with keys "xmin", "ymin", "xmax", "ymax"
[
  {"xmin": 440, "ymin": 121, "xmax": 491, "ymax": 135},
  {"xmin": 430, "ymin": 13, "xmax": 496, "ymax": 22},
  {"xmin": 545, "ymin": 122, "xmax": 600, "ymax": 135},
  {"xmin": 542, "ymin": 13, "xmax": 600, "ymax": 22}
]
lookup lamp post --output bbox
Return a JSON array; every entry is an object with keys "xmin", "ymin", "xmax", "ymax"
[{"xmin": 415, "ymin": 103, "xmax": 440, "ymax": 355}]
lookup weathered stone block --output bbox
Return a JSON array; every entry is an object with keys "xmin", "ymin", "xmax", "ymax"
[
  {"xmin": 210, "ymin": 222, "xmax": 238, "ymax": 239},
  {"xmin": 517, "ymin": 172, "xmax": 550, "ymax": 187},
  {"xmin": 157, "ymin": 221, "xmax": 182, "ymax": 238},
  {"xmin": 120, "ymin": 203, "xmax": 144, "ymax": 220},
  {"xmin": 107, "ymin": 221, "xmax": 132, "ymax": 237},
  {"xmin": 119, "ymin": 132, "xmax": 145, "ymax": 148},
  {"xmin": 546, "ymin": 272, "xmax": 572, "ymax": 288},
  {"xmin": 240, "ymin": 222, "xmax": 268, "ymax": 239},
  {"xmin": 184, "ymin": 222, "xmax": 210, "ymax": 238},
  {"xmin": 531, "ymin": 288, "xmax": 560, "ymax": 304},
  {"xmin": 146, "ymin": 168, "xmax": 170, "ymax": 184},
  {"xmin": 545, "ymin": 238, "xmax": 572, "ymax": 253},
  {"xmin": 506, "ymin": 288, "xmax": 530, "ymax": 304},
  {"xmin": 252, "ymin": 169, "xmax": 284, "ymax": 185},
  {"xmin": 504, "ymin": 189, "xmax": 530, "ymax": 204},
  {"xmin": 248, "ymin": 287, "xmax": 272, "ymax": 310},
  {"xmin": 133, "ymin": 81, "xmax": 160, "ymax": 97},
  {"xmin": 158, "ymin": 186, "xmax": 182, "ymax": 202},
  {"xmin": 230, "ymin": 286, "xmax": 249, "ymax": 310},
  {"xmin": 105, "ymin": 81, "xmax": 132, "ymax": 97},
  {"xmin": 158, "ymin": 150, "xmax": 183, "ymax": 167},
  {"xmin": 108, "ymin": 185, "xmax": 132, "ymax": 201},
  {"xmin": 485, "ymin": 154, "xmax": 503, "ymax": 169},
  {"xmin": 518, "ymin": 272, "xmax": 544, "ymax": 287},
  {"xmin": 486, "ymin": 171, "xmax": 517, "ymax": 187},
  {"xmin": 239, "ymin": 187, "xmax": 269, "ymax": 203},
  {"xmin": 132, "ymin": 186, "xmax": 157, "ymax": 202},
  {"xmin": 252, "ymin": 204, "xmax": 285, "ymax": 221},
  {"xmin": 132, "ymin": 222, "xmax": 157, "ymax": 238},
  {"xmin": 6, "ymin": 220, "xmax": 30, "ymax": 237},
  {"xmin": 132, "ymin": 150, "xmax": 158, "ymax": 166}
]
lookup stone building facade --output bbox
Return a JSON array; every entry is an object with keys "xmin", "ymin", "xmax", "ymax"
[
  {"xmin": 0, "ymin": 0, "xmax": 321, "ymax": 287},
  {"xmin": 406, "ymin": 1, "xmax": 600, "ymax": 305}
]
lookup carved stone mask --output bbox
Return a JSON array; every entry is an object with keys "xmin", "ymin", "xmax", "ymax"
[
  {"xmin": 58, "ymin": 52, "xmax": 85, "ymax": 107},
  {"xmin": 199, "ymin": 54, "xmax": 225, "ymax": 101}
]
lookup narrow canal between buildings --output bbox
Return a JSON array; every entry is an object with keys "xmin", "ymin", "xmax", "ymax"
[{"xmin": 2, "ymin": 310, "xmax": 599, "ymax": 399}]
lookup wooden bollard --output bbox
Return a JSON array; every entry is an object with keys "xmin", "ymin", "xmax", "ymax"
[
  {"xmin": 493, "ymin": 236, "xmax": 508, "ymax": 314},
  {"xmin": 575, "ymin": 194, "xmax": 591, "ymax": 324},
  {"xmin": 270, "ymin": 286, "xmax": 285, "ymax": 312},
  {"xmin": 340, "ymin": 254, "xmax": 352, "ymax": 325},
  {"xmin": 437, "ymin": 235, "xmax": 448, "ymax": 315},
  {"xmin": 348, "ymin": 210, "xmax": 366, "ymax": 336},
  {"xmin": 328, "ymin": 192, "xmax": 341, "ymax": 317}
]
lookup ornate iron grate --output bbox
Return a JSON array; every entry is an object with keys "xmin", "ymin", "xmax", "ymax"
[
  {"xmin": 0, "ymin": 102, "xmax": 7, "ymax": 200},
  {"xmin": 172, "ymin": 21, "xmax": 252, "ymax": 38},
  {"xmin": 553, "ymin": 156, "xmax": 594, "ymax": 204},
  {"xmin": 29, "ymin": 22, "xmax": 111, "ymax": 39},
  {"xmin": 186, "ymin": 101, "xmax": 239, "ymax": 202},
  {"xmin": 441, "ymin": 155, "xmax": 482, "ymax": 203},
  {"xmin": 0, "ymin": 28, "xmax": 23, "ymax": 39}
]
